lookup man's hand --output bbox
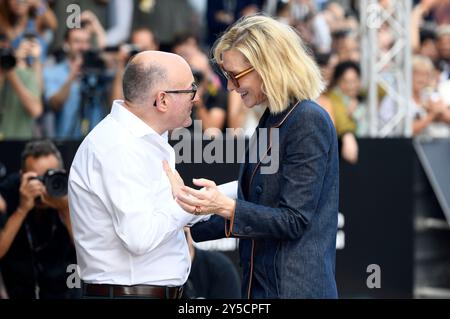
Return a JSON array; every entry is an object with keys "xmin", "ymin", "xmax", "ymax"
[
  {"xmin": 41, "ymin": 193, "xmax": 69, "ymax": 213},
  {"xmin": 28, "ymin": 38, "xmax": 42, "ymax": 60},
  {"xmin": 18, "ymin": 172, "xmax": 45, "ymax": 213},
  {"xmin": 162, "ymin": 160, "xmax": 185, "ymax": 200},
  {"xmin": 69, "ymin": 54, "xmax": 83, "ymax": 80}
]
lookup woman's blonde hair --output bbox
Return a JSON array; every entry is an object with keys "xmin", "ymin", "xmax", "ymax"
[{"xmin": 213, "ymin": 14, "xmax": 324, "ymax": 114}]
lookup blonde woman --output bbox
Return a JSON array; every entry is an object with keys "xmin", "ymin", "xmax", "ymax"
[{"xmin": 165, "ymin": 14, "xmax": 339, "ymax": 298}]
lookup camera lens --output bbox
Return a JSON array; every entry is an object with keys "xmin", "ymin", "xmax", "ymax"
[{"xmin": 44, "ymin": 170, "xmax": 68, "ymax": 197}]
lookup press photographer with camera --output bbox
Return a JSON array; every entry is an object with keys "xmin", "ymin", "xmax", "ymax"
[
  {"xmin": 109, "ymin": 27, "xmax": 158, "ymax": 103},
  {"xmin": 186, "ymin": 51, "xmax": 228, "ymax": 136},
  {"xmin": 0, "ymin": 140, "xmax": 79, "ymax": 299},
  {"xmin": 44, "ymin": 25, "xmax": 107, "ymax": 139},
  {"xmin": 0, "ymin": 33, "xmax": 43, "ymax": 140}
]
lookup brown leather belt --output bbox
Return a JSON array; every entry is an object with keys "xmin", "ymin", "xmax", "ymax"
[{"xmin": 83, "ymin": 283, "xmax": 183, "ymax": 299}]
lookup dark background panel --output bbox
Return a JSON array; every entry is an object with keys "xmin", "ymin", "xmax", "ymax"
[{"xmin": 2, "ymin": 138, "xmax": 449, "ymax": 298}]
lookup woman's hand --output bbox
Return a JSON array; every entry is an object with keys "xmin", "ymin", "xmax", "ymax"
[{"xmin": 176, "ymin": 178, "xmax": 236, "ymax": 219}]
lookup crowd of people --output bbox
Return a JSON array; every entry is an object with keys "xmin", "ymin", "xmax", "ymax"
[
  {"xmin": 1, "ymin": 0, "xmax": 450, "ymax": 299},
  {"xmin": 0, "ymin": 1, "xmax": 449, "ymax": 154}
]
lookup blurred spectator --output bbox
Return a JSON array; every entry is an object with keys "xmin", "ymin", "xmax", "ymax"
[
  {"xmin": 104, "ymin": 0, "xmax": 133, "ymax": 47},
  {"xmin": 48, "ymin": 0, "xmax": 108, "ymax": 52},
  {"xmin": 0, "ymin": 35, "xmax": 43, "ymax": 140},
  {"xmin": 132, "ymin": 0, "xmax": 200, "ymax": 51},
  {"xmin": 412, "ymin": 0, "xmax": 439, "ymax": 53},
  {"xmin": 187, "ymin": 51, "xmax": 228, "ymax": 136},
  {"xmin": 110, "ymin": 27, "xmax": 158, "ymax": 103},
  {"xmin": 315, "ymin": 52, "xmax": 337, "ymax": 124},
  {"xmin": 436, "ymin": 25, "xmax": 450, "ymax": 83},
  {"xmin": 131, "ymin": 27, "xmax": 159, "ymax": 51},
  {"xmin": 0, "ymin": 140, "xmax": 79, "ymax": 299},
  {"xmin": 418, "ymin": 28, "xmax": 439, "ymax": 64},
  {"xmin": 333, "ymin": 30, "xmax": 360, "ymax": 63},
  {"xmin": 172, "ymin": 32, "xmax": 202, "ymax": 61},
  {"xmin": 78, "ymin": 10, "xmax": 107, "ymax": 50},
  {"xmin": 182, "ymin": 228, "xmax": 241, "ymax": 299},
  {"xmin": 0, "ymin": 0, "xmax": 57, "ymax": 61},
  {"xmin": 206, "ymin": 0, "xmax": 261, "ymax": 47},
  {"xmin": 380, "ymin": 55, "xmax": 450, "ymax": 137},
  {"xmin": 43, "ymin": 27, "xmax": 108, "ymax": 139},
  {"xmin": 433, "ymin": 0, "xmax": 450, "ymax": 25},
  {"xmin": 327, "ymin": 61, "xmax": 367, "ymax": 164},
  {"xmin": 323, "ymin": 1, "xmax": 348, "ymax": 34},
  {"xmin": 289, "ymin": 0, "xmax": 332, "ymax": 54}
]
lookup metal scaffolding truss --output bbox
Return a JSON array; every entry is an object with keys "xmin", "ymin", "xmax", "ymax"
[{"xmin": 360, "ymin": 0, "xmax": 413, "ymax": 137}]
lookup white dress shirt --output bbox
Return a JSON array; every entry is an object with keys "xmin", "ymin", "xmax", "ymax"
[{"xmin": 68, "ymin": 100, "xmax": 207, "ymax": 286}]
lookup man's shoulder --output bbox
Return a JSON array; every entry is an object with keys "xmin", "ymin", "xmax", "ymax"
[{"xmin": 74, "ymin": 115, "xmax": 147, "ymax": 164}]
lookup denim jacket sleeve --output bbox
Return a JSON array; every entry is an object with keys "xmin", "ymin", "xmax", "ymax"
[{"xmin": 190, "ymin": 214, "xmax": 227, "ymax": 242}]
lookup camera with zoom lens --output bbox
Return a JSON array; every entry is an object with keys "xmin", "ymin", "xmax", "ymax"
[
  {"xmin": 82, "ymin": 49, "xmax": 106, "ymax": 75},
  {"xmin": 0, "ymin": 47, "xmax": 17, "ymax": 71},
  {"xmin": 29, "ymin": 169, "xmax": 68, "ymax": 197}
]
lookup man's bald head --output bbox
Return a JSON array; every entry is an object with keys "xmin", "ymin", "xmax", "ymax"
[{"xmin": 122, "ymin": 51, "xmax": 191, "ymax": 106}]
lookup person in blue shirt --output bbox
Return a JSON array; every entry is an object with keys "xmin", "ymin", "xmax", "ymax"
[{"xmin": 44, "ymin": 27, "xmax": 107, "ymax": 139}]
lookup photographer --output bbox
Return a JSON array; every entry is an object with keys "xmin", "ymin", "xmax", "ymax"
[
  {"xmin": 109, "ymin": 27, "xmax": 158, "ymax": 103},
  {"xmin": 186, "ymin": 51, "xmax": 228, "ymax": 136},
  {"xmin": 44, "ymin": 26, "xmax": 107, "ymax": 139},
  {"xmin": 0, "ymin": 33, "xmax": 43, "ymax": 140},
  {"xmin": 0, "ymin": 140, "xmax": 78, "ymax": 299}
]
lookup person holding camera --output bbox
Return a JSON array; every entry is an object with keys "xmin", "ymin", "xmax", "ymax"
[
  {"xmin": 0, "ymin": 34, "xmax": 43, "ymax": 140},
  {"xmin": 0, "ymin": 0, "xmax": 57, "ymax": 62},
  {"xmin": 109, "ymin": 27, "xmax": 158, "ymax": 104},
  {"xmin": 186, "ymin": 51, "xmax": 228, "ymax": 137},
  {"xmin": 0, "ymin": 140, "xmax": 79, "ymax": 299},
  {"xmin": 44, "ymin": 26, "xmax": 107, "ymax": 139}
]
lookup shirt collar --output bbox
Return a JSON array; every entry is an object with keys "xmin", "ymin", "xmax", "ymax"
[{"xmin": 110, "ymin": 100, "xmax": 168, "ymax": 142}]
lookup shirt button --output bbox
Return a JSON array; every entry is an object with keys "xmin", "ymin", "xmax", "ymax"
[
  {"xmin": 244, "ymin": 226, "xmax": 252, "ymax": 233},
  {"xmin": 255, "ymin": 185, "xmax": 263, "ymax": 194}
]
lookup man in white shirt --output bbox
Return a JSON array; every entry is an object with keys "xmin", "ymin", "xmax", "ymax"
[{"xmin": 68, "ymin": 51, "xmax": 204, "ymax": 299}]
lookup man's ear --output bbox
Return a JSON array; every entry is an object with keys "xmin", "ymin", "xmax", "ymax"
[{"xmin": 154, "ymin": 92, "xmax": 168, "ymax": 112}]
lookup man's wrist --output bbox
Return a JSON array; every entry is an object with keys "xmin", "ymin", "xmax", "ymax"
[{"xmin": 16, "ymin": 205, "xmax": 31, "ymax": 216}]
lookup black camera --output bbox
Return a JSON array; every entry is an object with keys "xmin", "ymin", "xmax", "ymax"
[
  {"xmin": 123, "ymin": 44, "xmax": 140, "ymax": 59},
  {"xmin": 104, "ymin": 44, "xmax": 141, "ymax": 59},
  {"xmin": 82, "ymin": 49, "xmax": 106, "ymax": 74},
  {"xmin": 30, "ymin": 169, "xmax": 68, "ymax": 197},
  {"xmin": 0, "ymin": 47, "xmax": 17, "ymax": 71}
]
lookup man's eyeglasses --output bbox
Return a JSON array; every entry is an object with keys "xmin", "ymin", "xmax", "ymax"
[
  {"xmin": 219, "ymin": 65, "xmax": 254, "ymax": 88},
  {"xmin": 154, "ymin": 83, "xmax": 198, "ymax": 106}
]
